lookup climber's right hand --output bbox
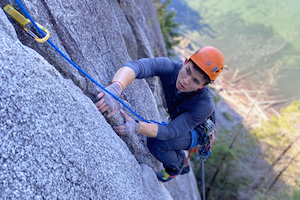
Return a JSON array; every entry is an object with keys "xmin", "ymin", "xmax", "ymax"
[{"xmin": 95, "ymin": 82, "xmax": 122, "ymax": 118}]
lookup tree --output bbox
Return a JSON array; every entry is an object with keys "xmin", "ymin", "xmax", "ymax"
[
  {"xmin": 153, "ymin": 0, "xmax": 180, "ymax": 56},
  {"xmin": 251, "ymin": 99, "xmax": 300, "ymax": 198},
  {"xmin": 265, "ymin": 150, "xmax": 300, "ymax": 195}
]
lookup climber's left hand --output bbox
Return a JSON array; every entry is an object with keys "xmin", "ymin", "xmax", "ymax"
[{"xmin": 113, "ymin": 109, "xmax": 140, "ymax": 136}]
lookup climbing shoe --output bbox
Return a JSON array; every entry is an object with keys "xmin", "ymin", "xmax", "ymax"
[
  {"xmin": 156, "ymin": 169, "xmax": 177, "ymax": 182},
  {"xmin": 180, "ymin": 161, "xmax": 190, "ymax": 175}
]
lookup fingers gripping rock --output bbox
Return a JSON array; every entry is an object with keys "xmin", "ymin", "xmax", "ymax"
[
  {"xmin": 103, "ymin": 82, "xmax": 122, "ymax": 117},
  {"xmin": 113, "ymin": 109, "xmax": 140, "ymax": 136},
  {"xmin": 124, "ymin": 118, "xmax": 140, "ymax": 136}
]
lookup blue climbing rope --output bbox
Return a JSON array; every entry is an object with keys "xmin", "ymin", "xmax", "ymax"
[{"xmin": 13, "ymin": 0, "xmax": 164, "ymax": 126}]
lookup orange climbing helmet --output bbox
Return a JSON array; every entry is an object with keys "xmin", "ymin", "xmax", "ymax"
[{"xmin": 190, "ymin": 46, "xmax": 225, "ymax": 81}]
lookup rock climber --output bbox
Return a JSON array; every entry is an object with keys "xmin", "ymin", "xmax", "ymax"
[{"xmin": 95, "ymin": 46, "xmax": 224, "ymax": 182}]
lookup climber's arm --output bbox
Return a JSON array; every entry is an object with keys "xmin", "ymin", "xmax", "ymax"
[
  {"xmin": 111, "ymin": 66, "xmax": 136, "ymax": 90},
  {"xmin": 139, "ymin": 122, "xmax": 158, "ymax": 138},
  {"xmin": 95, "ymin": 57, "xmax": 171, "ymax": 116},
  {"xmin": 95, "ymin": 66, "xmax": 135, "ymax": 116}
]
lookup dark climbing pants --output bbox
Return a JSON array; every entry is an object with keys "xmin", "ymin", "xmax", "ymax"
[{"xmin": 147, "ymin": 132, "xmax": 192, "ymax": 175}]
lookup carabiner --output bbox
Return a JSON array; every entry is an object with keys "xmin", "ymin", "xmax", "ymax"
[{"xmin": 23, "ymin": 23, "xmax": 50, "ymax": 43}]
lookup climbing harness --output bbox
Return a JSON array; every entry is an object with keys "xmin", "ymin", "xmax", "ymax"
[
  {"xmin": 186, "ymin": 118, "xmax": 215, "ymax": 160},
  {"xmin": 185, "ymin": 118, "xmax": 216, "ymax": 200},
  {"xmin": 3, "ymin": 1, "xmax": 164, "ymax": 126}
]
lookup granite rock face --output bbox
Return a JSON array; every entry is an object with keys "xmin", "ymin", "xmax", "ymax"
[
  {"xmin": 119, "ymin": 0, "xmax": 167, "ymax": 59},
  {"xmin": 0, "ymin": 0, "xmax": 200, "ymax": 199}
]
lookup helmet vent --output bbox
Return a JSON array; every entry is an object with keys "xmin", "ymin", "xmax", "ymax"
[{"xmin": 211, "ymin": 66, "xmax": 219, "ymax": 72}]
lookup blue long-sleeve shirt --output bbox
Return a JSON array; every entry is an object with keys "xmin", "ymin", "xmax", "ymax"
[{"xmin": 124, "ymin": 57, "xmax": 215, "ymax": 140}]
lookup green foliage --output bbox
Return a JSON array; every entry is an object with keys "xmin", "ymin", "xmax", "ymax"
[
  {"xmin": 291, "ymin": 189, "xmax": 300, "ymax": 200},
  {"xmin": 254, "ymin": 189, "xmax": 286, "ymax": 200},
  {"xmin": 153, "ymin": 0, "xmax": 180, "ymax": 56},
  {"xmin": 148, "ymin": 17, "xmax": 154, "ymax": 26},
  {"xmin": 251, "ymin": 99, "xmax": 300, "ymax": 199},
  {"xmin": 212, "ymin": 93, "xmax": 221, "ymax": 104},
  {"xmin": 251, "ymin": 99, "xmax": 300, "ymax": 146},
  {"xmin": 288, "ymin": 177, "xmax": 300, "ymax": 200},
  {"xmin": 222, "ymin": 111, "xmax": 234, "ymax": 122},
  {"xmin": 206, "ymin": 142, "xmax": 237, "ymax": 164},
  {"xmin": 254, "ymin": 187, "xmax": 300, "ymax": 200},
  {"xmin": 153, "ymin": 48, "xmax": 158, "ymax": 57}
]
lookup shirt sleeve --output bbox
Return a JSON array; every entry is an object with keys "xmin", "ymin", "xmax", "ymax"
[
  {"xmin": 155, "ymin": 97, "xmax": 215, "ymax": 141},
  {"xmin": 123, "ymin": 57, "xmax": 175, "ymax": 79}
]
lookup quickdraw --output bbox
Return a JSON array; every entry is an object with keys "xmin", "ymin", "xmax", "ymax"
[
  {"xmin": 197, "ymin": 119, "xmax": 216, "ymax": 160},
  {"xmin": 4, "ymin": 4, "xmax": 50, "ymax": 43}
]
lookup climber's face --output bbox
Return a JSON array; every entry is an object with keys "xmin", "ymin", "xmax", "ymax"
[{"xmin": 176, "ymin": 61, "xmax": 206, "ymax": 92}]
